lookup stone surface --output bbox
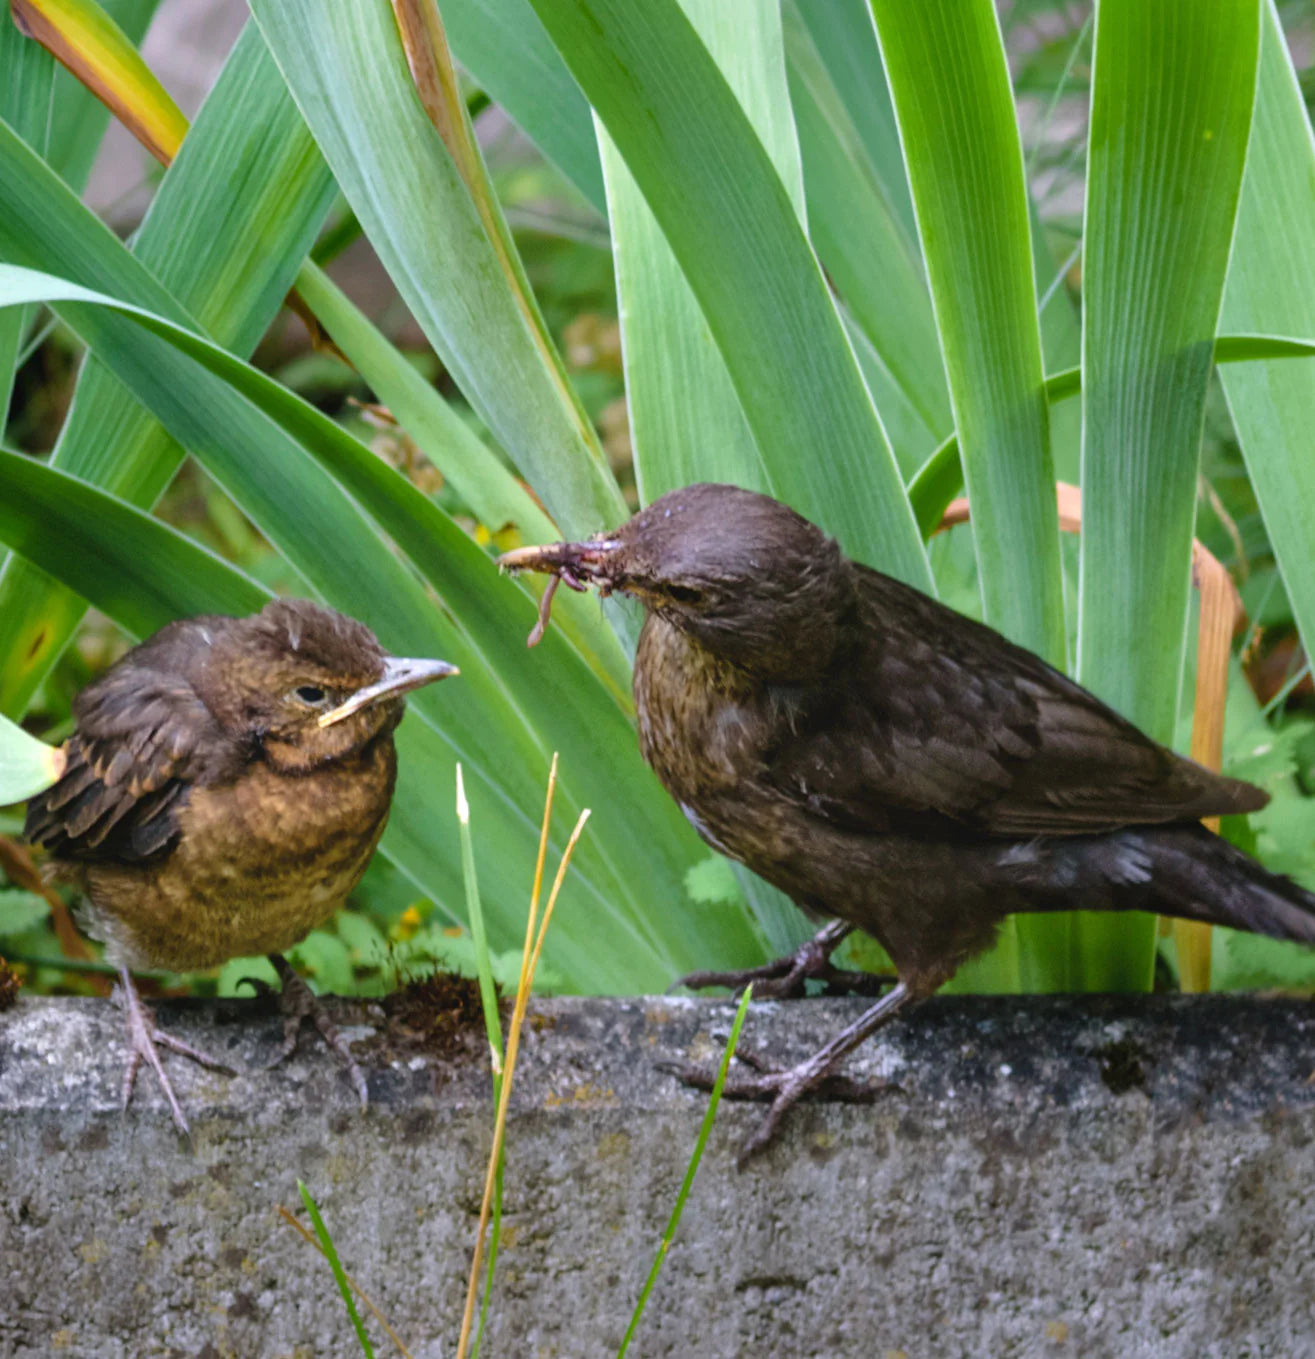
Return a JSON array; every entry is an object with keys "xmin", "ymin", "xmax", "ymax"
[{"xmin": 3, "ymin": 990, "xmax": 1315, "ymax": 1357}]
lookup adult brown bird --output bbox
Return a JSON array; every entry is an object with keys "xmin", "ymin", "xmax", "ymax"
[
  {"xmin": 24, "ymin": 598, "xmax": 457, "ymax": 1134},
  {"xmin": 500, "ymin": 482, "xmax": 1315, "ymax": 1159}
]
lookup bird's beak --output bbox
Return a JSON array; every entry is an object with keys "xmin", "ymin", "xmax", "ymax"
[
  {"xmin": 497, "ymin": 539, "xmax": 623, "ymax": 591},
  {"xmin": 318, "ymin": 656, "xmax": 459, "ymax": 728}
]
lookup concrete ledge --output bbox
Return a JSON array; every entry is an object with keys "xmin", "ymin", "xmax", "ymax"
[{"xmin": 3, "ymin": 991, "xmax": 1315, "ymax": 1358}]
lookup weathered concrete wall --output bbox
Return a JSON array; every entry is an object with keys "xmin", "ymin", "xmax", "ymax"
[{"xmin": 3, "ymin": 991, "xmax": 1315, "ymax": 1358}]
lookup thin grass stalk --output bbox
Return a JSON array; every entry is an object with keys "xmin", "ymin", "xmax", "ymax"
[
  {"xmin": 455, "ymin": 764, "xmax": 503, "ymax": 1078},
  {"xmin": 472, "ymin": 752, "xmax": 558, "ymax": 1357},
  {"xmin": 616, "ymin": 984, "xmax": 755, "ymax": 1358},
  {"xmin": 276, "ymin": 1206, "xmax": 415, "ymax": 1359},
  {"xmin": 456, "ymin": 774, "xmax": 589, "ymax": 1359},
  {"xmin": 455, "ymin": 760, "xmax": 505, "ymax": 1359},
  {"xmin": 296, "ymin": 1181, "xmax": 376, "ymax": 1359}
]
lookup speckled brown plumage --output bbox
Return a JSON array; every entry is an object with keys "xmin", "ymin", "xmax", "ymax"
[
  {"xmin": 24, "ymin": 597, "xmax": 456, "ymax": 1132},
  {"xmin": 501, "ymin": 482, "xmax": 1315, "ymax": 1157}
]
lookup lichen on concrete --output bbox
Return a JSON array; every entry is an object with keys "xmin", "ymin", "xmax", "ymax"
[{"xmin": 3, "ymin": 992, "xmax": 1315, "ymax": 1357}]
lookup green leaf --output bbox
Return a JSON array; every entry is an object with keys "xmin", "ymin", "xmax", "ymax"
[
  {"xmin": 684, "ymin": 856, "xmax": 744, "ymax": 908},
  {"xmin": 1212, "ymin": 929, "xmax": 1315, "ymax": 994},
  {"xmin": 524, "ymin": 0, "xmax": 931, "ymax": 590},
  {"xmin": 333, "ymin": 911, "xmax": 388, "ymax": 968},
  {"xmin": 0, "ymin": 7, "xmax": 54, "ymax": 416},
  {"xmin": 871, "ymin": 0, "xmax": 1063, "ymax": 666},
  {"xmin": 0, "ymin": 253, "xmax": 765, "ymax": 989},
  {"xmin": 292, "ymin": 261, "xmax": 632, "ymax": 706},
  {"xmin": 0, "ymin": 446, "xmax": 268, "ymax": 628},
  {"xmin": 0, "ymin": 22, "xmax": 337, "ymax": 717},
  {"xmin": 289, "ymin": 930, "xmax": 356, "ymax": 995},
  {"xmin": 1219, "ymin": 1, "xmax": 1315, "ymax": 682},
  {"xmin": 908, "ymin": 340, "xmax": 1315, "ymax": 540},
  {"xmin": 440, "ymin": 0, "xmax": 605, "ymax": 212},
  {"xmin": 218, "ymin": 955, "xmax": 278, "ymax": 997},
  {"xmin": 599, "ymin": 0, "xmax": 798, "ymax": 505},
  {"xmin": 869, "ymin": 0, "xmax": 1070, "ymax": 991},
  {"xmin": 783, "ymin": 0, "xmax": 948, "ymax": 472},
  {"xmin": 1075, "ymin": 0, "xmax": 1260, "ymax": 989},
  {"xmin": 45, "ymin": 0, "xmax": 161, "ymax": 189},
  {"xmin": 596, "ymin": 0, "xmax": 805, "ymax": 952},
  {"xmin": 0, "ymin": 714, "xmax": 64, "ymax": 806},
  {"xmin": 249, "ymin": 0, "xmax": 628, "ymax": 543},
  {"xmin": 0, "ymin": 888, "xmax": 51, "ymax": 937}
]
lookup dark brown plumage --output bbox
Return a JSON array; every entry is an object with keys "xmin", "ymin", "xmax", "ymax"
[
  {"xmin": 25, "ymin": 597, "xmax": 456, "ymax": 1133},
  {"xmin": 501, "ymin": 482, "xmax": 1315, "ymax": 1158}
]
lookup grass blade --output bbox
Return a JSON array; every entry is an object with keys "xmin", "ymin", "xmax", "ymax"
[
  {"xmin": 456, "ymin": 764, "xmax": 504, "ymax": 1079},
  {"xmin": 11, "ymin": 0, "xmax": 188, "ymax": 165},
  {"xmin": 457, "ymin": 765, "xmax": 586, "ymax": 1359},
  {"xmin": 525, "ymin": 0, "xmax": 931, "ymax": 589},
  {"xmin": 869, "ymin": 0, "xmax": 1066, "ymax": 991},
  {"xmin": 277, "ymin": 1207, "xmax": 415, "ymax": 1358},
  {"xmin": 595, "ymin": 0, "xmax": 809, "ymax": 954},
  {"xmin": 598, "ymin": 0, "xmax": 799, "ymax": 505},
  {"xmin": 870, "ymin": 0, "xmax": 1063, "ymax": 666},
  {"xmin": 783, "ymin": 0, "xmax": 948, "ymax": 472},
  {"xmin": 439, "ymin": 0, "xmax": 605, "ymax": 212},
  {"xmin": 297, "ymin": 1181, "xmax": 376, "ymax": 1359},
  {"xmin": 250, "ymin": 0, "xmax": 629, "ymax": 543},
  {"xmin": 909, "ymin": 339, "xmax": 1315, "ymax": 540},
  {"xmin": 1219, "ymin": 0, "xmax": 1315, "ymax": 676},
  {"xmin": 617, "ymin": 983, "xmax": 754, "ymax": 1358},
  {"xmin": 0, "ymin": 20, "xmax": 336, "ymax": 717},
  {"xmin": 0, "ymin": 7, "xmax": 53, "ymax": 417},
  {"xmin": 1075, "ymin": 0, "xmax": 1260, "ymax": 990}
]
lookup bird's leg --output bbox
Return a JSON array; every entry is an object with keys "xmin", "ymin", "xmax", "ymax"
[
  {"xmin": 116, "ymin": 966, "xmax": 236, "ymax": 1137},
  {"xmin": 659, "ymin": 981, "xmax": 914, "ymax": 1165},
  {"xmin": 671, "ymin": 920, "xmax": 892, "ymax": 999},
  {"xmin": 266, "ymin": 953, "xmax": 369, "ymax": 1110}
]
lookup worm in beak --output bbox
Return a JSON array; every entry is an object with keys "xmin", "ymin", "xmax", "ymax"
[{"xmin": 497, "ymin": 540, "xmax": 622, "ymax": 647}]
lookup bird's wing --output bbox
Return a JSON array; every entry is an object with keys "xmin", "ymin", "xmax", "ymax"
[
  {"xmin": 25, "ymin": 638, "xmax": 237, "ymax": 863},
  {"xmin": 766, "ymin": 568, "xmax": 1266, "ymax": 837}
]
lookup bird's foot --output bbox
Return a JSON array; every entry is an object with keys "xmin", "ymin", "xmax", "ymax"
[
  {"xmin": 116, "ymin": 969, "xmax": 236, "ymax": 1138},
  {"xmin": 658, "ymin": 1045, "xmax": 895, "ymax": 1166},
  {"xmin": 660, "ymin": 980, "xmax": 915, "ymax": 1163},
  {"xmin": 671, "ymin": 920, "xmax": 891, "ymax": 999},
  {"xmin": 267, "ymin": 953, "xmax": 369, "ymax": 1110}
]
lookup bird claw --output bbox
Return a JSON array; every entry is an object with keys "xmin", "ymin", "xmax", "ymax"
[
  {"xmin": 267, "ymin": 954, "xmax": 369, "ymax": 1110},
  {"xmin": 670, "ymin": 921, "xmax": 891, "ymax": 1000},
  {"xmin": 657, "ymin": 1049, "xmax": 895, "ymax": 1165},
  {"xmin": 116, "ymin": 972, "xmax": 236, "ymax": 1138},
  {"xmin": 235, "ymin": 973, "xmax": 278, "ymax": 1001}
]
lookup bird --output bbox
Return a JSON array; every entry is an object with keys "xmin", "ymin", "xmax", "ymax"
[
  {"xmin": 499, "ymin": 481, "xmax": 1315, "ymax": 1160},
  {"xmin": 24, "ymin": 597, "xmax": 457, "ymax": 1134}
]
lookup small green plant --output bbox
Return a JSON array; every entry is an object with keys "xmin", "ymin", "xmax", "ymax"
[
  {"xmin": 617, "ymin": 983, "xmax": 754, "ymax": 1358},
  {"xmin": 297, "ymin": 1180, "xmax": 377, "ymax": 1359}
]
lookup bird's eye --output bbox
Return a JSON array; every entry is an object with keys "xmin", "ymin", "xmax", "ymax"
[
  {"xmin": 665, "ymin": 584, "xmax": 704, "ymax": 605},
  {"xmin": 294, "ymin": 685, "xmax": 328, "ymax": 705}
]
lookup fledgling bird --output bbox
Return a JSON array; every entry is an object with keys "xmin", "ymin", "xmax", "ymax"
[
  {"xmin": 24, "ymin": 598, "xmax": 457, "ymax": 1134},
  {"xmin": 500, "ymin": 482, "xmax": 1315, "ymax": 1159}
]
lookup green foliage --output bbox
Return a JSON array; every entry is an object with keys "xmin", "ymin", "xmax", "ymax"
[
  {"xmin": 0, "ymin": 889, "xmax": 50, "ymax": 938},
  {"xmin": 684, "ymin": 856, "xmax": 745, "ymax": 909},
  {"xmin": 2, "ymin": 0, "xmax": 1314, "ymax": 1003}
]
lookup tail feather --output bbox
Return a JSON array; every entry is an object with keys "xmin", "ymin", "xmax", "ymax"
[{"xmin": 1137, "ymin": 826, "xmax": 1315, "ymax": 944}]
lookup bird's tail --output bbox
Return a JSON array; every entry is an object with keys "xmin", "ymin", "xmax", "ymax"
[{"xmin": 1123, "ymin": 825, "xmax": 1315, "ymax": 944}]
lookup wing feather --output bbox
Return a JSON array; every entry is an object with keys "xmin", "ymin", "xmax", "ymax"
[
  {"xmin": 766, "ymin": 567, "xmax": 1266, "ymax": 838},
  {"xmin": 25, "ymin": 622, "xmax": 241, "ymax": 863}
]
